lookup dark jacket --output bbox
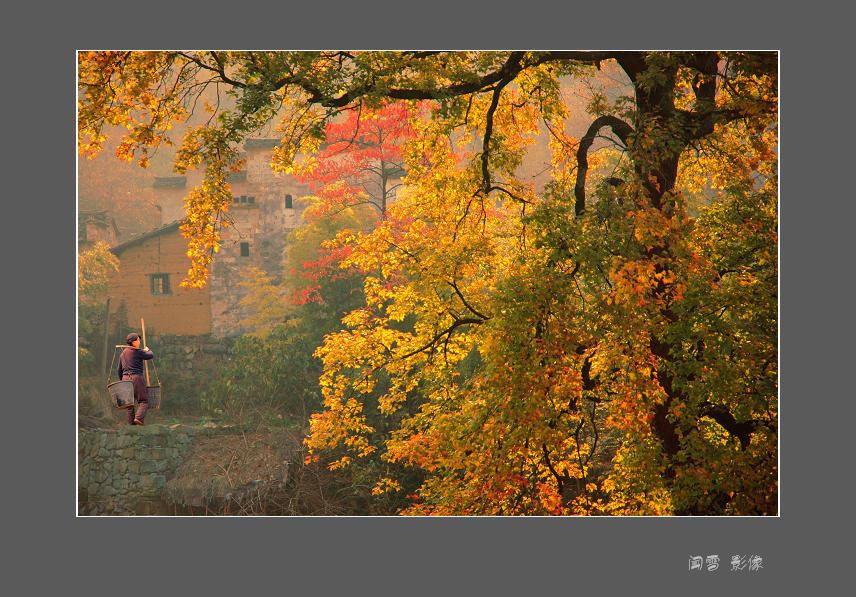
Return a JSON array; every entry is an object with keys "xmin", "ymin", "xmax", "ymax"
[{"xmin": 119, "ymin": 347, "xmax": 154, "ymax": 379}]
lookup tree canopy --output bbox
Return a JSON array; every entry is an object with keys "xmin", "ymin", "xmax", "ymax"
[{"xmin": 78, "ymin": 51, "xmax": 778, "ymax": 514}]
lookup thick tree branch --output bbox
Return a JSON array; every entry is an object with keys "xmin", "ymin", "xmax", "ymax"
[
  {"xmin": 250, "ymin": 51, "xmax": 624, "ymax": 109},
  {"xmin": 480, "ymin": 79, "xmax": 510, "ymax": 193},
  {"xmin": 448, "ymin": 280, "xmax": 490, "ymax": 322},
  {"xmin": 701, "ymin": 403, "xmax": 766, "ymax": 450},
  {"xmin": 541, "ymin": 444, "xmax": 567, "ymax": 494},
  {"xmin": 575, "ymin": 115, "xmax": 634, "ymax": 215},
  {"xmin": 396, "ymin": 316, "xmax": 484, "ymax": 362}
]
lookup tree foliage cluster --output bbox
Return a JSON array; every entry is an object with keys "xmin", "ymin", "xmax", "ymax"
[
  {"xmin": 202, "ymin": 194, "xmax": 373, "ymax": 427},
  {"xmin": 79, "ymin": 51, "xmax": 777, "ymax": 515},
  {"xmin": 78, "ymin": 242, "xmax": 119, "ymax": 377}
]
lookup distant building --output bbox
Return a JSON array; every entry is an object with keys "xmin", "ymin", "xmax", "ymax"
[
  {"xmin": 108, "ymin": 221, "xmax": 212, "ymax": 335},
  {"xmin": 108, "ymin": 140, "xmax": 311, "ymax": 338},
  {"xmin": 78, "ymin": 210, "xmax": 119, "ymax": 251}
]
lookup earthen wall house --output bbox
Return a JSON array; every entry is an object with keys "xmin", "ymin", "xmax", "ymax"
[
  {"xmin": 109, "ymin": 140, "xmax": 312, "ymax": 338},
  {"xmin": 108, "ymin": 222, "xmax": 212, "ymax": 336}
]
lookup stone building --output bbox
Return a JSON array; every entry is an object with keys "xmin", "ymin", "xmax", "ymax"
[
  {"xmin": 78, "ymin": 210, "xmax": 119, "ymax": 251},
  {"xmin": 108, "ymin": 140, "xmax": 311, "ymax": 338}
]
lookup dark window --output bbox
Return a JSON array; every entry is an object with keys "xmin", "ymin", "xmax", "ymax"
[
  {"xmin": 240, "ymin": 242, "xmax": 250, "ymax": 257},
  {"xmin": 247, "ymin": 196, "xmax": 255, "ymax": 204},
  {"xmin": 285, "ymin": 194, "xmax": 293, "ymax": 209},
  {"xmin": 151, "ymin": 274, "xmax": 171, "ymax": 295}
]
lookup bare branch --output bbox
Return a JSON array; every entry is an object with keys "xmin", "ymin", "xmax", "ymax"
[
  {"xmin": 448, "ymin": 280, "xmax": 491, "ymax": 321},
  {"xmin": 396, "ymin": 316, "xmax": 484, "ymax": 362}
]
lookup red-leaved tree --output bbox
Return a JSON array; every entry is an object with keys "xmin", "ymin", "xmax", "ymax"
[
  {"xmin": 294, "ymin": 102, "xmax": 419, "ymax": 222},
  {"xmin": 284, "ymin": 101, "xmax": 425, "ymax": 310}
]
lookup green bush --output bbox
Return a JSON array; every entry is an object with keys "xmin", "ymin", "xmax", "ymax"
[{"xmin": 201, "ymin": 324, "xmax": 323, "ymax": 427}]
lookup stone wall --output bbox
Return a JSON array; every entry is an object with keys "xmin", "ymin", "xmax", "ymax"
[
  {"xmin": 146, "ymin": 333, "xmax": 233, "ymax": 376},
  {"xmin": 207, "ymin": 144, "xmax": 311, "ymax": 337},
  {"xmin": 102, "ymin": 334, "xmax": 234, "ymax": 414},
  {"xmin": 78, "ymin": 424, "xmax": 199, "ymax": 515}
]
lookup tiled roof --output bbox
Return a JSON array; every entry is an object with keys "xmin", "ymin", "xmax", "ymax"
[{"xmin": 110, "ymin": 220, "xmax": 184, "ymax": 255}]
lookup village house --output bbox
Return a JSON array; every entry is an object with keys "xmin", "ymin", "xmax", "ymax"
[
  {"xmin": 78, "ymin": 210, "xmax": 119, "ymax": 251},
  {"xmin": 105, "ymin": 131, "xmax": 551, "ymax": 340},
  {"xmin": 107, "ymin": 140, "xmax": 311, "ymax": 338}
]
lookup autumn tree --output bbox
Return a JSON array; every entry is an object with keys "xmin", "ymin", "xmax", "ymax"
[
  {"xmin": 78, "ymin": 242, "xmax": 120, "ymax": 376},
  {"xmin": 78, "ymin": 51, "xmax": 777, "ymax": 515},
  {"xmin": 292, "ymin": 101, "xmax": 417, "ymax": 220},
  {"xmin": 283, "ymin": 100, "xmax": 420, "ymax": 316},
  {"xmin": 208, "ymin": 195, "xmax": 373, "ymax": 421},
  {"xmin": 237, "ymin": 102, "xmax": 420, "ymax": 333}
]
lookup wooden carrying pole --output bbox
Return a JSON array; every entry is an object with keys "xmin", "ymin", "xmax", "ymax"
[
  {"xmin": 141, "ymin": 318, "xmax": 150, "ymax": 386},
  {"xmin": 101, "ymin": 297, "xmax": 111, "ymax": 380}
]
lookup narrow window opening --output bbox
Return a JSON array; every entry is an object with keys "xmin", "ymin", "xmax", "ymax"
[{"xmin": 151, "ymin": 273, "xmax": 171, "ymax": 295}]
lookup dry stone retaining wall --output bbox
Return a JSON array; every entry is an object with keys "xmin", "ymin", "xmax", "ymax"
[
  {"xmin": 147, "ymin": 334, "xmax": 232, "ymax": 374},
  {"xmin": 78, "ymin": 424, "xmax": 199, "ymax": 515}
]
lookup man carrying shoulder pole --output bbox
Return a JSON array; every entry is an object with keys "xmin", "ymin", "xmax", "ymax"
[{"xmin": 118, "ymin": 332, "xmax": 154, "ymax": 425}]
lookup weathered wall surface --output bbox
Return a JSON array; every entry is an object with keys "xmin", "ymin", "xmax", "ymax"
[
  {"xmin": 208, "ymin": 145, "xmax": 310, "ymax": 336},
  {"xmin": 147, "ymin": 142, "xmax": 311, "ymax": 337},
  {"xmin": 108, "ymin": 226, "xmax": 212, "ymax": 336},
  {"xmin": 78, "ymin": 424, "xmax": 199, "ymax": 515},
  {"xmin": 144, "ymin": 334, "xmax": 232, "ymax": 376},
  {"xmin": 151, "ymin": 176, "xmax": 188, "ymax": 226}
]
